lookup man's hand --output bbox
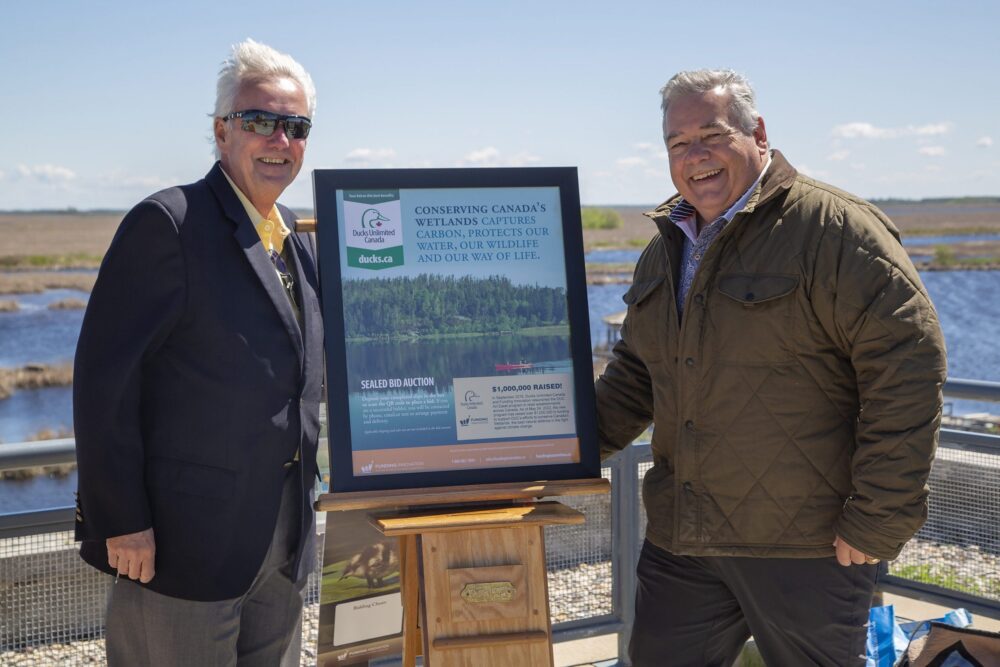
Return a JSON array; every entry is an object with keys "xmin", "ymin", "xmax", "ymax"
[
  {"xmin": 833, "ymin": 535, "xmax": 879, "ymax": 567},
  {"xmin": 107, "ymin": 528, "xmax": 156, "ymax": 583}
]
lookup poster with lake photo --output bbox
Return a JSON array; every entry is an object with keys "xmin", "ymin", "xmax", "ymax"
[{"xmin": 315, "ymin": 168, "xmax": 600, "ymax": 491}]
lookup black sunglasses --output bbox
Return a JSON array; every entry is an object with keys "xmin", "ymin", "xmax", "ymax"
[{"xmin": 224, "ymin": 109, "xmax": 312, "ymax": 140}]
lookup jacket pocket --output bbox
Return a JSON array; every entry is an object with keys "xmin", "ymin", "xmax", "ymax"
[
  {"xmin": 716, "ymin": 273, "xmax": 797, "ymax": 305},
  {"xmin": 623, "ymin": 276, "xmax": 666, "ymax": 307},
  {"xmin": 712, "ymin": 273, "xmax": 799, "ymax": 364},
  {"xmin": 147, "ymin": 457, "xmax": 235, "ymax": 500},
  {"xmin": 622, "ymin": 275, "xmax": 669, "ymax": 361}
]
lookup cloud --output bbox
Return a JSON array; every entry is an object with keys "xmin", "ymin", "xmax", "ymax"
[
  {"xmin": 797, "ymin": 164, "xmax": 831, "ymax": 180},
  {"xmin": 832, "ymin": 122, "xmax": 894, "ymax": 139},
  {"xmin": 16, "ymin": 163, "xmax": 77, "ymax": 182},
  {"xmin": 506, "ymin": 152, "xmax": 541, "ymax": 167},
  {"xmin": 344, "ymin": 148, "xmax": 396, "ymax": 164},
  {"xmin": 918, "ymin": 146, "xmax": 946, "ymax": 157},
  {"xmin": 977, "ymin": 136, "xmax": 994, "ymax": 148},
  {"xmin": 457, "ymin": 147, "xmax": 540, "ymax": 167},
  {"xmin": 462, "ymin": 146, "xmax": 501, "ymax": 165},
  {"xmin": 94, "ymin": 172, "xmax": 174, "ymax": 191},
  {"xmin": 634, "ymin": 143, "xmax": 668, "ymax": 160},
  {"xmin": 831, "ymin": 122, "xmax": 952, "ymax": 139},
  {"xmin": 913, "ymin": 123, "xmax": 951, "ymax": 136},
  {"xmin": 969, "ymin": 167, "xmax": 998, "ymax": 181},
  {"xmin": 827, "ymin": 149, "xmax": 850, "ymax": 161},
  {"xmin": 616, "ymin": 156, "xmax": 647, "ymax": 168},
  {"xmin": 615, "ymin": 142, "xmax": 669, "ymax": 171}
]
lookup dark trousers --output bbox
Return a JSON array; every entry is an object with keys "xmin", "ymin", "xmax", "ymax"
[{"xmin": 629, "ymin": 539, "xmax": 879, "ymax": 667}]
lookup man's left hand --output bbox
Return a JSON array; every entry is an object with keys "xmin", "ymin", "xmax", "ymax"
[
  {"xmin": 107, "ymin": 527, "xmax": 156, "ymax": 582},
  {"xmin": 833, "ymin": 535, "xmax": 879, "ymax": 566}
]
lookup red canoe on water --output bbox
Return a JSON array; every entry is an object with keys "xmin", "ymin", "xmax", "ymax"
[{"xmin": 495, "ymin": 362, "xmax": 533, "ymax": 372}]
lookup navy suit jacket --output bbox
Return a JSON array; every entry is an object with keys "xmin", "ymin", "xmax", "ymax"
[{"xmin": 74, "ymin": 163, "xmax": 324, "ymax": 601}]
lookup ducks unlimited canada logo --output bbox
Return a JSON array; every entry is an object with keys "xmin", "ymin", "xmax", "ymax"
[{"xmin": 343, "ymin": 190, "xmax": 404, "ymax": 270}]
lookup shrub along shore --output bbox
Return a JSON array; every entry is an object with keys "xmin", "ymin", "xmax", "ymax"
[
  {"xmin": 0, "ymin": 271, "xmax": 96, "ymax": 295},
  {"xmin": 0, "ymin": 363, "xmax": 74, "ymax": 400}
]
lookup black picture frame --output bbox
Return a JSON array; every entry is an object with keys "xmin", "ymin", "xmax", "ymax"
[{"xmin": 313, "ymin": 167, "xmax": 599, "ymax": 492}]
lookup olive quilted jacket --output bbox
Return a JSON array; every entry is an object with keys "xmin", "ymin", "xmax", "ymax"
[{"xmin": 596, "ymin": 150, "xmax": 947, "ymax": 559}]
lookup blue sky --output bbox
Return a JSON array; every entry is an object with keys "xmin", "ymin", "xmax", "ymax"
[{"xmin": 2, "ymin": 0, "xmax": 998, "ymax": 209}]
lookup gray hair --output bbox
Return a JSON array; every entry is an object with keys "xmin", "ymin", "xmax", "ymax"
[
  {"xmin": 660, "ymin": 69, "xmax": 760, "ymax": 135},
  {"xmin": 212, "ymin": 39, "xmax": 317, "ymax": 157}
]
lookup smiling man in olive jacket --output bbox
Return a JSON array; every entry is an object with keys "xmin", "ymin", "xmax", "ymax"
[{"xmin": 596, "ymin": 69, "xmax": 947, "ymax": 667}]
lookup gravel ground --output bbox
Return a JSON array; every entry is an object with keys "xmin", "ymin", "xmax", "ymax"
[
  {"xmin": 1, "ymin": 560, "xmax": 610, "ymax": 666},
  {"xmin": 1, "ymin": 540, "xmax": 991, "ymax": 664},
  {"xmin": 548, "ymin": 562, "xmax": 613, "ymax": 624},
  {"xmin": 892, "ymin": 538, "xmax": 1000, "ymax": 600}
]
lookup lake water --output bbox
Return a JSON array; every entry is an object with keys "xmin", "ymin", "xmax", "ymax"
[
  {"xmin": 2, "ymin": 269, "xmax": 998, "ymax": 512},
  {"xmin": 904, "ymin": 233, "xmax": 1000, "ymax": 247},
  {"xmin": 877, "ymin": 203, "xmax": 1000, "ymax": 218},
  {"xmin": 0, "ymin": 386, "xmax": 73, "ymax": 444},
  {"xmin": 0, "ymin": 288, "xmax": 86, "ymax": 367}
]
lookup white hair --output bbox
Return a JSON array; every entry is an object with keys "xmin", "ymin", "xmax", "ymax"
[
  {"xmin": 211, "ymin": 39, "xmax": 317, "ymax": 157},
  {"xmin": 660, "ymin": 69, "xmax": 760, "ymax": 135}
]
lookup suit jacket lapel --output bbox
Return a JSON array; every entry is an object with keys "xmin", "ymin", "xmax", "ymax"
[
  {"xmin": 206, "ymin": 164, "xmax": 305, "ymax": 365},
  {"xmin": 285, "ymin": 231, "xmax": 318, "ymax": 373}
]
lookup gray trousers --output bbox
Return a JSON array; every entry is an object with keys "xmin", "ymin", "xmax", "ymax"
[{"xmin": 105, "ymin": 470, "xmax": 307, "ymax": 667}]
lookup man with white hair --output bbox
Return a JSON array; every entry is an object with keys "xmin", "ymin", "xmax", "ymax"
[
  {"xmin": 74, "ymin": 39, "xmax": 323, "ymax": 665},
  {"xmin": 596, "ymin": 69, "xmax": 946, "ymax": 665}
]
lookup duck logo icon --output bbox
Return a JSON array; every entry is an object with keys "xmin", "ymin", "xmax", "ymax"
[{"xmin": 361, "ymin": 208, "xmax": 390, "ymax": 229}]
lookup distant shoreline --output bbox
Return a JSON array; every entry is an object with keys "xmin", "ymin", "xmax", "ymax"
[
  {"xmin": 3, "ymin": 195, "xmax": 1000, "ymax": 216},
  {"xmin": 2, "ymin": 204, "xmax": 999, "ymax": 295}
]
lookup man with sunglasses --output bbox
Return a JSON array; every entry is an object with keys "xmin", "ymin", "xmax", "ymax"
[
  {"xmin": 74, "ymin": 39, "xmax": 322, "ymax": 665},
  {"xmin": 596, "ymin": 69, "xmax": 947, "ymax": 665}
]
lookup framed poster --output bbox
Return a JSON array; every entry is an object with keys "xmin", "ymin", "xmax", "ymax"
[{"xmin": 314, "ymin": 167, "xmax": 599, "ymax": 492}]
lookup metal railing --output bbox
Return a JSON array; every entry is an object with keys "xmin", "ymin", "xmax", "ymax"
[
  {"xmin": 0, "ymin": 448, "xmax": 628, "ymax": 664},
  {"xmin": 2, "ymin": 379, "xmax": 998, "ymax": 665}
]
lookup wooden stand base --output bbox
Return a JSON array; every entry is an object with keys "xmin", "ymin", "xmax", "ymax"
[
  {"xmin": 318, "ymin": 479, "xmax": 609, "ymax": 667},
  {"xmin": 378, "ymin": 502, "xmax": 582, "ymax": 667}
]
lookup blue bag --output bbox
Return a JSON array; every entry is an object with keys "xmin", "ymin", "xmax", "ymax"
[
  {"xmin": 866, "ymin": 605, "xmax": 973, "ymax": 667},
  {"xmin": 867, "ymin": 605, "xmax": 910, "ymax": 667}
]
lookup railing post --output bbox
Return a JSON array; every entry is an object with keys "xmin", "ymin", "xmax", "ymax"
[{"xmin": 611, "ymin": 443, "xmax": 640, "ymax": 666}]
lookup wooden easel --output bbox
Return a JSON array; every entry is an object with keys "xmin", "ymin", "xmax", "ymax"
[{"xmin": 317, "ymin": 478, "xmax": 610, "ymax": 667}]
